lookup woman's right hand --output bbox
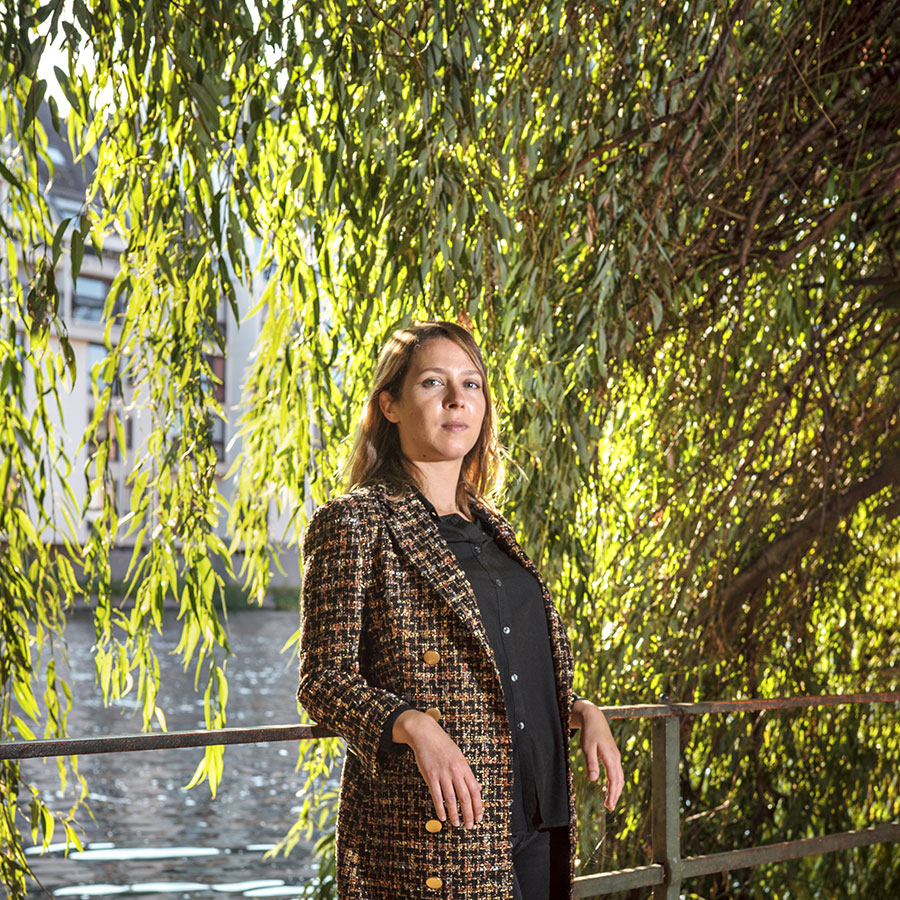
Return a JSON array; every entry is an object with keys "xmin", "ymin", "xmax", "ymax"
[{"xmin": 392, "ymin": 709, "xmax": 483, "ymax": 829}]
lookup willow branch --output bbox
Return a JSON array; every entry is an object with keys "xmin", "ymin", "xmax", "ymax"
[{"xmin": 721, "ymin": 447, "xmax": 900, "ymax": 606}]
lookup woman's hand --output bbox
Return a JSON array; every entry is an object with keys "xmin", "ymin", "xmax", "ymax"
[
  {"xmin": 392, "ymin": 709, "xmax": 483, "ymax": 829},
  {"xmin": 571, "ymin": 699, "xmax": 624, "ymax": 811}
]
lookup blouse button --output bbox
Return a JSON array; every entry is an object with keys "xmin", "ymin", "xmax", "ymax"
[
  {"xmin": 423, "ymin": 650, "xmax": 440, "ymax": 665},
  {"xmin": 510, "ymin": 673, "xmax": 519, "ymax": 682},
  {"xmin": 426, "ymin": 876, "xmax": 443, "ymax": 889},
  {"xmin": 502, "ymin": 626, "xmax": 511, "ymax": 635},
  {"xmin": 425, "ymin": 819, "xmax": 443, "ymax": 833}
]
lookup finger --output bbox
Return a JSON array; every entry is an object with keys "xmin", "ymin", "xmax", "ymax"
[
  {"xmin": 427, "ymin": 777, "xmax": 447, "ymax": 821},
  {"xmin": 604, "ymin": 758, "xmax": 624, "ymax": 810},
  {"xmin": 611, "ymin": 770, "xmax": 624, "ymax": 808},
  {"xmin": 606, "ymin": 782, "xmax": 621, "ymax": 811},
  {"xmin": 457, "ymin": 778, "xmax": 475, "ymax": 828},
  {"xmin": 605, "ymin": 782, "xmax": 617, "ymax": 811},
  {"xmin": 471, "ymin": 776, "xmax": 484, "ymax": 823},
  {"xmin": 442, "ymin": 779, "xmax": 461, "ymax": 827},
  {"xmin": 457, "ymin": 785, "xmax": 475, "ymax": 828},
  {"xmin": 584, "ymin": 740, "xmax": 600, "ymax": 781}
]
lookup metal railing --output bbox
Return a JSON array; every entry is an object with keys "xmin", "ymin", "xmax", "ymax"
[
  {"xmin": 574, "ymin": 691, "xmax": 900, "ymax": 898},
  {"xmin": 2, "ymin": 691, "xmax": 898, "ymax": 899}
]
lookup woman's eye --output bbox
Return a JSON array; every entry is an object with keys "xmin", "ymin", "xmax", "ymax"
[
  {"xmin": 423, "ymin": 378, "xmax": 441, "ymax": 387},
  {"xmin": 465, "ymin": 381, "xmax": 481, "ymax": 389}
]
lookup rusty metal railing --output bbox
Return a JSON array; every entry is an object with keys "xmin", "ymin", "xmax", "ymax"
[
  {"xmin": 2, "ymin": 691, "xmax": 898, "ymax": 898},
  {"xmin": 575, "ymin": 691, "xmax": 900, "ymax": 899}
]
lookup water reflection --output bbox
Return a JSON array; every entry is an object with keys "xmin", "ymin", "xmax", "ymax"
[
  {"xmin": 54, "ymin": 887, "xmax": 129, "ymax": 897},
  {"xmin": 49, "ymin": 879, "xmax": 313, "ymax": 899},
  {"xmin": 22, "ymin": 610, "xmax": 329, "ymax": 899}
]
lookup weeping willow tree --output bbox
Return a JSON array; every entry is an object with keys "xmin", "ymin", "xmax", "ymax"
[{"xmin": 2, "ymin": 0, "xmax": 899, "ymax": 897}]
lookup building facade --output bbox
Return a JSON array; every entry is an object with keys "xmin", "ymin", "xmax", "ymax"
[{"xmin": 17, "ymin": 108, "xmax": 300, "ymax": 590}]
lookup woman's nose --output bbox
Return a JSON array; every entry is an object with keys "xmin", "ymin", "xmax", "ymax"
[{"xmin": 445, "ymin": 385, "xmax": 464, "ymax": 407}]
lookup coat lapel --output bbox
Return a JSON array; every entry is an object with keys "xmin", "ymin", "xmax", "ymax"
[
  {"xmin": 379, "ymin": 486, "xmax": 495, "ymax": 658},
  {"xmin": 378, "ymin": 485, "xmax": 573, "ymax": 716}
]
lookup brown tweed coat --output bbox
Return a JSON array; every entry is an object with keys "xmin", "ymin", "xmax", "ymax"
[{"xmin": 297, "ymin": 484, "xmax": 577, "ymax": 900}]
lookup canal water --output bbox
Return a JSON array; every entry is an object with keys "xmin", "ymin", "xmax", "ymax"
[{"xmin": 20, "ymin": 609, "xmax": 332, "ymax": 899}]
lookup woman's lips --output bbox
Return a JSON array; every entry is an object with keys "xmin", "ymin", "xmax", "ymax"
[{"xmin": 442, "ymin": 422, "xmax": 468, "ymax": 431}]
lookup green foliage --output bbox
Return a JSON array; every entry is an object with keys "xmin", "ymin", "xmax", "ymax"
[
  {"xmin": 0, "ymin": 5, "xmax": 89, "ymax": 884},
  {"xmin": 270, "ymin": 729, "xmax": 341, "ymax": 900},
  {"xmin": 2, "ymin": 0, "xmax": 899, "ymax": 897}
]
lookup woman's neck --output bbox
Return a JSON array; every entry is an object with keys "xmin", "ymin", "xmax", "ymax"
[{"xmin": 411, "ymin": 461, "xmax": 467, "ymax": 518}]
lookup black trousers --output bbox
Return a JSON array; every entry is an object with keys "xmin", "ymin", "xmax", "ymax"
[{"xmin": 510, "ymin": 827, "xmax": 569, "ymax": 900}]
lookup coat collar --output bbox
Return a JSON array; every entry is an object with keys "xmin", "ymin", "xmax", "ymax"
[
  {"xmin": 376, "ymin": 485, "xmax": 495, "ymax": 656},
  {"xmin": 371, "ymin": 483, "xmax": 573, "ymax": 720}
]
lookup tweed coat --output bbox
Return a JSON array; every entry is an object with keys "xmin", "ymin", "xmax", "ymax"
[{"xmin": 296, "ymin": 484, "xmax": 577, "ymax": 900}]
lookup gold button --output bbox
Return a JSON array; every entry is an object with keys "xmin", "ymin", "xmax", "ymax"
[
  {"xmin": 426, "ymin": 876, "xmax": 443, "ymax": 890},
  {"xmin": 423, "ymin": 650, "xmax": 440, "ymax": 665},
  {"xmin": 425, "ymin": 818, "xmax": 442, "ymax": 833},
  {"xmin": 425, "ymin": 707, "xmax": 442, "ymax": 722}
]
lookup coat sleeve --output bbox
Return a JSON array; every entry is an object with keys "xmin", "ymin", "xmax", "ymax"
[{"xmin": 296, "ymin": 498, "xmax": 406, "ymax": 776}]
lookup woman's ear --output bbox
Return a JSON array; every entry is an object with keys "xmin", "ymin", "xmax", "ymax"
[{"xmin": 378, "ymin": 390, "xmax": 399, "ymax": 423}]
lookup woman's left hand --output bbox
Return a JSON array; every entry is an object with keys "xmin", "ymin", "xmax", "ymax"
[{"xmin": 571, "ymin": 699, "xmax": 624, "ymax": 811}]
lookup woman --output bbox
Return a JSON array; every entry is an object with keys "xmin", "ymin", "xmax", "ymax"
[{"xmin": 297, "ymin": 322, "xmax": 623, "ymax": 900}]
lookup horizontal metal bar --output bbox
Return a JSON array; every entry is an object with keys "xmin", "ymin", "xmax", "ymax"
[
  {"xmin": 601, "ymin": 691, "xmax": 899, "ymax": 721},
  {"xmin": 571, "ymin": 824, "xmax": 900, "ymax": 897},
  {"xmin": 0, "ymin": 723, "xmax": 335, "ymax": 760},
  {"xmin": 681, "ymin": 823, "xmax": 900, "ymax": 877},
  {"xmin": 574, "ymin": 864, "xmax": 665, "ymax": 897},
  {"xmin": 1, "ymin": 692, "xmax": 897, "ymax": 761},
  {"xmin": 4, "ymin": 698, "xmax": 898, "ymax": 899}
]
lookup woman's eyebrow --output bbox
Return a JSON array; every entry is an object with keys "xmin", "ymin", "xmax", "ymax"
[{"xmin": 417, "ymin": 366, "xmax": 482, "ymax": 377}]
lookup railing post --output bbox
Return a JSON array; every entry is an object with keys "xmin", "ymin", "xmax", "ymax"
[{"xmin": 652, "ymin": 713, "xmax": 682, "ymax": 900}]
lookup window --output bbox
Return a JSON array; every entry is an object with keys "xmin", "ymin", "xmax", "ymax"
[
  {"xmin": 88, "ymin": 477, "xmax": 119, "ymax": 512},
  {"xmin": 201, "ymin": 355, "xmax": 226, "ymax": 462},
  {"xmin": 216, "ymin": 297, "xmax": 228, "ymax": 334},
  {"xmin": 210, "ymin": 416, "xmax": 226, "ymax": 462},
  {"xmin": 87, "ymin": 343, "xmax": 121, "ymax": 397},
  {"xmin": 88, "ymin": 408, "xmax": 130, "ymax": 461},
  {"xmin": 203, "ymin": 354, "xmax": 226, "ymax": 404},
  {"xmin": 73, "ymin": 275, "xmax": 111, "ymax": 323},
  {"xmin": 53, "ymin": 196, "xmax": 83, "ymax": 219}
]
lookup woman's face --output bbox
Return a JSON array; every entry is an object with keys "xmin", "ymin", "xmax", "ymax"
[{"xmin": 379, "ymin": 337, "xmax": 487, "ymax": 467}]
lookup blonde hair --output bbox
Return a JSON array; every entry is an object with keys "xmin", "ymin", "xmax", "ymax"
[{"xmin": 345, "ymin": 321, "xmax": 503, "ymax": 506}]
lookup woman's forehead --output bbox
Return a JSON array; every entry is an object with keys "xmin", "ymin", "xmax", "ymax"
[{"xmin": 410, "ymin": 336, "xmax": 482, "ymax": 371}]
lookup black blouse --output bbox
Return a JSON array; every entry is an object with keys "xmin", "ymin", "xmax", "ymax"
[{"xmin": 380, "ymin": 494, "xmax": 569, "ymax": 833}]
